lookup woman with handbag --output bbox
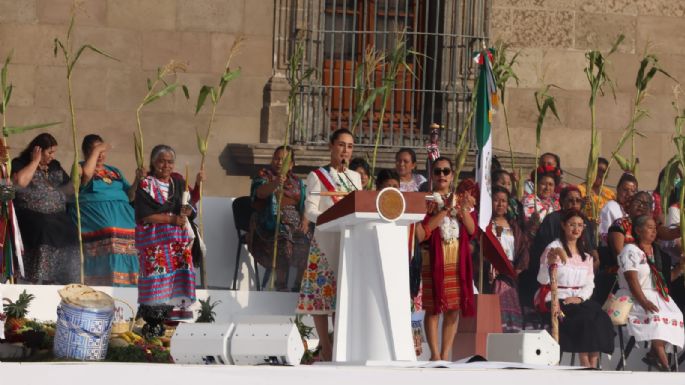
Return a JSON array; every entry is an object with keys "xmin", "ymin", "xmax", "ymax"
[
  {"xmin": 535, "ymin": 209, "xmax": 615, "ymax": 368},
  {"xmin": 616, "ymin": 215, "xmax": 684, "ymax": 371}
]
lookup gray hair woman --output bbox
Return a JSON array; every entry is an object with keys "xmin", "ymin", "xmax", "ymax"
[{"xmin": 134, "ymin": 144, "xmax": 199, "ymax": 335}]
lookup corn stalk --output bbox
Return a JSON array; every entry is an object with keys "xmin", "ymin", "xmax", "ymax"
[
  {"xmin": 350, "ymin": 46, "xmax": 386, "ymax": 134},
  {"xmin": 194, "ymin": 36, "xmax": 245, "ymax": 245},
  {"xmin": 607, "ymin": 50, "xmax": 674, "ymax": 179},
  {"xmin": 268, "ymin": 39, "xmax": 314, "ymax": 290},
  {"xmin": 135, "ymin": 61, "xmax": 189, "ymax": 171},
  {"xmin": 54, "ymin": 5, "xmax": 118, "ymax": 284},
  {"xmin": 367, "ymin": 30, "xmax": 415, "ymax": 189},
  {"xmin": 533, "ymin": 85, "xmax": 560, "ymax": 196},
  {"xmin": 491, "ymin": 40, "xmax": 521, "ymax": 196},
  {"xmin": 663, "ymin": 88, "xmax": 685, "ymax": 286},
  {"xmin": 584, "ymin": 35, "xmax": 623, "ymax": 225}
]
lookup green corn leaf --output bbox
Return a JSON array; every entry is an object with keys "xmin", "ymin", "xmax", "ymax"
[
  {"xmin": 609, "ymin": 34, "xmax": 625, "ymax": 54},
  {"xmin": 134, "ymin": 132, "xmax": 144, "ymax": 169},
  {"xmin": 613, "ymin": 153, "xmax": 630, "ymax": 172},
  {"xmin": 660, "ymin": 156, "xmax": 680, "ymax": 217},
  {"xmin": 351, "ymin": 86, "xmax": 386, "ymax": 131},
  {"xmin": 195, "ymin": 85, "xmax": 213, "ymax": 115},
  {"xmin": 219, "ymin": 68, "xmax": 241, "ymax": 97},
  {"xmin": 70, "ymin": 160, "xmax": 80, "ymax": 190},
  {"xmin": 53, "ymin": 38, "xmax": 67, "ymax": 59},
  {"xmin": 1, "ymin": 50, "xmax": 11, "ymax": 92},
  {"xmin": 146, "ymin": 78, "xmax": 153, "ymax": 91},
  {"xmin": 3, "ymin": 121, "xmax": 61, "ymax": 136},
  {"xmin": 209, "ymin": 87, "xmax": 218, "ymax": 104},
  {"xmin": 280, "ymin": 151, "xmax": 292, "ymax": 178},
  {"xmin": 2, "ymin": 84, "xmax": 12, "ymax": 112},
  {"xmin": 143, "ymin": 83, "xmax": 179, "ymax": 106},
  {"xmin": 195, "ymin": 127, "xmax": 207, "ymax": 155},
  {"xmin": 69, "ymin": 44, "xmax": 119, "ymax": 75},
  {"xmin": 182, "ymin": 85, "xmax": 190, "ymax": 100}
]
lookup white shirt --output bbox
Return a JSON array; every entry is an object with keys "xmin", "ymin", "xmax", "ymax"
[
  {"xmin": 304, "ymin": 167, "xmax": 362, "ymax": 223},
  {"xmin": 599, "ymin": 200, "xmax": 625, "ymax": 242},
  {"xmin": 537, "ymin": 239, "xmax": 595, "ymax": 301}
]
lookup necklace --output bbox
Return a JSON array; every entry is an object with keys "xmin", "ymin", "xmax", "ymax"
[{"xmin": 335, "ymin": 171, "xmax": 353, "ymax": 192}]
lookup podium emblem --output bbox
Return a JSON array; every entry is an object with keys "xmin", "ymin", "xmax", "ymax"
[{"xmin": 375, "ymin": 187, "xmax": 405, "ymax": 222}]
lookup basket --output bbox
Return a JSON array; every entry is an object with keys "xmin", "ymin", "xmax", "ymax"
[{"xmin": 110, "ymin": 298, "xmax": 135, "ymax": 336}]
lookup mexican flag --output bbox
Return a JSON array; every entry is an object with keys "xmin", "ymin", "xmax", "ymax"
[{"xmin": 474, "ymin": 49, "xmax": 497, "ymax": 231}]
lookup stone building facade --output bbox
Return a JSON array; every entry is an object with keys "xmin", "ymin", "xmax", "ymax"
[{"xmin": 0, "ymin": 0, "xmax": 682, "ymax": 196}]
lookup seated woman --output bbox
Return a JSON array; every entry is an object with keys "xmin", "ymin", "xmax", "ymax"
[
  {"xmin": 522, "ymin": 167, "xmax": 561, "ymax": 237},
  {"xmin": 536, "ymin": 210, "xmax": 614, "ymax": 368},
  {"xmin": 250, "ymin": 146, "xmax": 310, "ymax": 291},
  {"xmin": 395, "ymin": 148, "xmax": 426, "ymax": 192},
  {"xmin": 524, "ymin": 152, "xmax": 565, "ymax": 195},
  {"xmin": 489, "ymin": 186, "xmax": 528, "ymax": 332},
  {"xmin": 415, "ymin": 156, "xmax": 476, "ymax": 361},
  {"xmin": 12, "ymin": 133, "xmax": 79, "ymax": 284},
  {"xmin": 492, "ymin": 169, "xmax": 523, "ymax": 227},
  {"xmin": 349, "ymin": 157, "xmax": 370, "ymax": 190},
  {"xmin": 608, "ymin": 191, "xmax": 654, "ymax": 257},
  {"xmin": 134, "ymin": 145, "xmax": 197, "ymax": 330},
  {"xmin": 75, "ymin": 134, "xmax": 141, "ymax": 286},
  {"xmin": 617, "ymin": 215, "xmax": 684, "ymax": 371}
]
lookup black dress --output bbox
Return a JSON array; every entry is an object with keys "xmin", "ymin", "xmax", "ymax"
[{"xmin": 11, "ymin": 158, "xmax": 79, "ymax": 284}]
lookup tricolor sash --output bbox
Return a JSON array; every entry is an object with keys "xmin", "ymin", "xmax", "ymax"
[{"xmin": 313, "ymin": 166, "xmax": 341, "ymax": 203}]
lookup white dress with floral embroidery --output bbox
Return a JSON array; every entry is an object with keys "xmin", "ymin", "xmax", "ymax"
[{"xmin": 617, "ymin": 243, "xmax": 684, "ymax": 348}]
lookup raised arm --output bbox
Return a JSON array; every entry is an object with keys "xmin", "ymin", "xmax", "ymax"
[
  {"xmin": 80, "ymin": 142, "xmax": 108, "ymax": 186},
  {"xmin": 12, "ymin": 147, "xmax": 41, "ymax": 188}
]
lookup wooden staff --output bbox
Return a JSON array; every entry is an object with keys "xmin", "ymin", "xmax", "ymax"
[{"xmin": 549, "ymin": 261, "xmax": 559, "ymax": 343}]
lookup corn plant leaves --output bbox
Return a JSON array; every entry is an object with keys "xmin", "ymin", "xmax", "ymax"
[
  {"xmin": 182, "ymin": 85, "xmax": 190, "ymax": 100},
  {"xmin": 146, "ymin": 78, "xmax": 153, "ymax": 91},
  {"xmin": 3, "ymin": 121, "xmax": 61, "ymax": 136},
  {"xmin": 133, "ymin": 132, "xmax": 144, "ymax": 169},
  {"xmin": 351, "ymin": 86, "xmax": 386, "ymax": 132},
  {"xmin": 195, "ymin": 85, "xmax": 214, "ymax": 115},
  {"xmin": 143, "ymin": 83, "xmax": 179, "ymax": 106},
  {"xmin": 195, "ymin": 126, "xmax": 208, "ymax": 155},
  {"xmin": 219, "ymin": 68, "xmax": 241, "ymax": 97},
  {"xmin": 0, "ymin": 85, "xmax": 12, "ymax": 114},
  {"xmin": 69, "ymin": 44, "xmax": 119, "ymax": 75}
]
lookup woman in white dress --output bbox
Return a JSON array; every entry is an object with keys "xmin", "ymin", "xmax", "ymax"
[
  {"xmin": 536, "ymin": 210, "xmax": 614, "ymax": 368},
  {"xmin": 295, "ymin": 128, "xmax": 362, "ymax": 361},
  {"xmin": 395, "ymin": 148, "xmax": 427, "ymax": 192},
  {"xmin": 617, "ymin": 215, "xmax": 684, "ymax": 371}
]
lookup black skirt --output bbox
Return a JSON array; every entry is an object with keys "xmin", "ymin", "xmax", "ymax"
[{"xmin": 559, "ymin": 299, "xmax": 615, "ymax": 353}]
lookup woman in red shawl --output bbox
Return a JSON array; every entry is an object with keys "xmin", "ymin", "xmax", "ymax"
[{"xmin": 416, "ymin": 156, "xmax": 476, "ymax": 361}]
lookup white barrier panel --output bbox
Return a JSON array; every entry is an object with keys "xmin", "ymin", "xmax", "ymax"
[
  {"xmin": 230, "ymin": 316, "xmax": 304, "ymax": 366},
  {"xmin": 486, "ymin": 330, "xmax": 560, "ymax": 366},
  {"xmin": 171, "ymin": 322, "xmax": 235, "ymax": 365}
]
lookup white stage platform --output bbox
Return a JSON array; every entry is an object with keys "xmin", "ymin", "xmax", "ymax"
[
  {"xmin": 1, "ymin": 361, "xmax": 684, "ymax": 385},
  {"xmin": 2, "ymin": 197, "xmax": 684, "ymax": 378}
]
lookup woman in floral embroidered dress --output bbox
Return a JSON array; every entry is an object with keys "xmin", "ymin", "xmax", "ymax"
[
  {"xmin": 73, "ymin": 134, "xmax": 142, "ymax": 286},
  {"xmin": 250, "ymin": 145, "xmax": 310, "ymax": 291},
  {"xmin": 415, "ymin": 156, "xmax": 476, "ymax": 361},
  {"xmin": 12, "ymin": 133, "xmax": 79, "ymax": 284},
  {"xmin": 296, "ymin": 128, "xmax": 362, "ymax": 361},
  {"xmin": 522, "ymin": 167, "xmax": 561, "ymax": 238},
  {"xmin": 395, "ymin": 148, "xmax": 426, "ymax": 193},
  {"xmin": 134, "ymin": 145, "xmax": 198, "ymax": 320},
  {"xmin": 617, "ymin": 215, "xmax": 684, "ymax": 371}
]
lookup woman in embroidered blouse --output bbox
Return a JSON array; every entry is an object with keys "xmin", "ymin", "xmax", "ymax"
[
  {"xmin": 395, "ymin": 148, "xmax": 427, "ymax": 193},
  {"xmin": 349, "ymin": 157, "xmax": 370, "ymax": 190},
  {"xmin": 134, "ymin": 145, "xmax": 197, "ymax": 321},
  {"xmin": 296, "ymin": 128, "xmax": 362, "ymax": 361},
  {"xmin": 522, "ymin": 167, "xmax": 561, "ymax": 236},
  {"xmin": 536, "ymin": 210, "xmax": 614, "ymax": 368},
  {"xmin": 250, "ymin": 146, "xmax": 310, "ymax": 291},
  {"xmin": 415, "ymin": 156, "xmax": 476, "ymax": 361},
  {"xmin": 12, "ymin": 133, "xmax": 79, "ymax": 284},
  {"xmin": 489, "ymin": 186, "xmax": 528, "ymax": 332},
  {"xmin": 74, "ymin": 134, "xmax": 142, "ymax": 286},
  {"xmin": 617, "ymin": 215, "xmax": 684, "ymax": 371},
  {"xmin": 608, "ymin": 191, "xmax": 653, "ymax": 258}
]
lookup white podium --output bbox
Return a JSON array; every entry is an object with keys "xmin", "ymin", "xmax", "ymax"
[{"xmin": 315, "ymin": 189, "xmax": 426, "ymax": 364}]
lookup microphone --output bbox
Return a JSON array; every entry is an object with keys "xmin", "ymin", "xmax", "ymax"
[{"xmin": 339, "ymin": 159, "xmax": 358, "ymax": 191}]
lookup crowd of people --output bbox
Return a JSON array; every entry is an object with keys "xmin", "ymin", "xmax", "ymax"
[
  {"xmin": 5, "ymin": 129, "xmax": 685, "ymax": 369},
  {"xmin": 250, "ymin": 128, "xmax": 685, "ymax": 369}
]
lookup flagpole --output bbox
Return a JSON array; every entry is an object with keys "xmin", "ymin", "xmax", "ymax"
[{"xmin": 478, "ymin": 232, "xmax": 484, "ymax": 293}]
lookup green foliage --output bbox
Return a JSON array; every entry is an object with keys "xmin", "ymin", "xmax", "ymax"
[
  {"xmin": 3, "ymin": 290, "xmax": 35, "ymax": 319},
  {"xmin": 196, "ymin": 296, "xmax": 221, "ymax": 323},
  {"xmin": 533, "ymin": 84, "xmax": 561, "ymax": 191},
  {"xmin": 491, "ymin": 40, "xmax": 521, "ymax": 184},
  {"xmin": 106, "ymin": 344, "xmax": 172, "ymax": 363},
  {"xmin": 135, "ymin": 61, "xmax": 188, "ymax": 169},
  {"xmin": 584, "ymin": 34, "xmax": 623, "ymax": 221}
]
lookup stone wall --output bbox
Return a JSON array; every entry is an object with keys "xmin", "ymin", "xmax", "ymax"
[
  {"xmin": 491, "ymin": 0, "xmax": 685, "ymax": 189},
  {"xmin": 0, "ymin": 0, "xmax": 274, "ymax": 197}
]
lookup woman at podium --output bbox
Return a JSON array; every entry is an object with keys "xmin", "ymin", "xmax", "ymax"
[
  {"xmin": 415, "ymin": 156, "xmax": 477, "ymax": 361},
  {"xmin": 296, "ymin": 128, "xmax": 362, "ymax": 361}
]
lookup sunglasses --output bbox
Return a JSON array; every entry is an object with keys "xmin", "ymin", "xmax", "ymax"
[{"xmin": 433, "ymin": 167, "xmax": 452, "ymax": 176}]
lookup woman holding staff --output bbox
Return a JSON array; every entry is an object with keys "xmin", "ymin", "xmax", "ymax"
[{"xmin": 296, "ymin": 128, "xmax": 362, "ymax": 361}]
